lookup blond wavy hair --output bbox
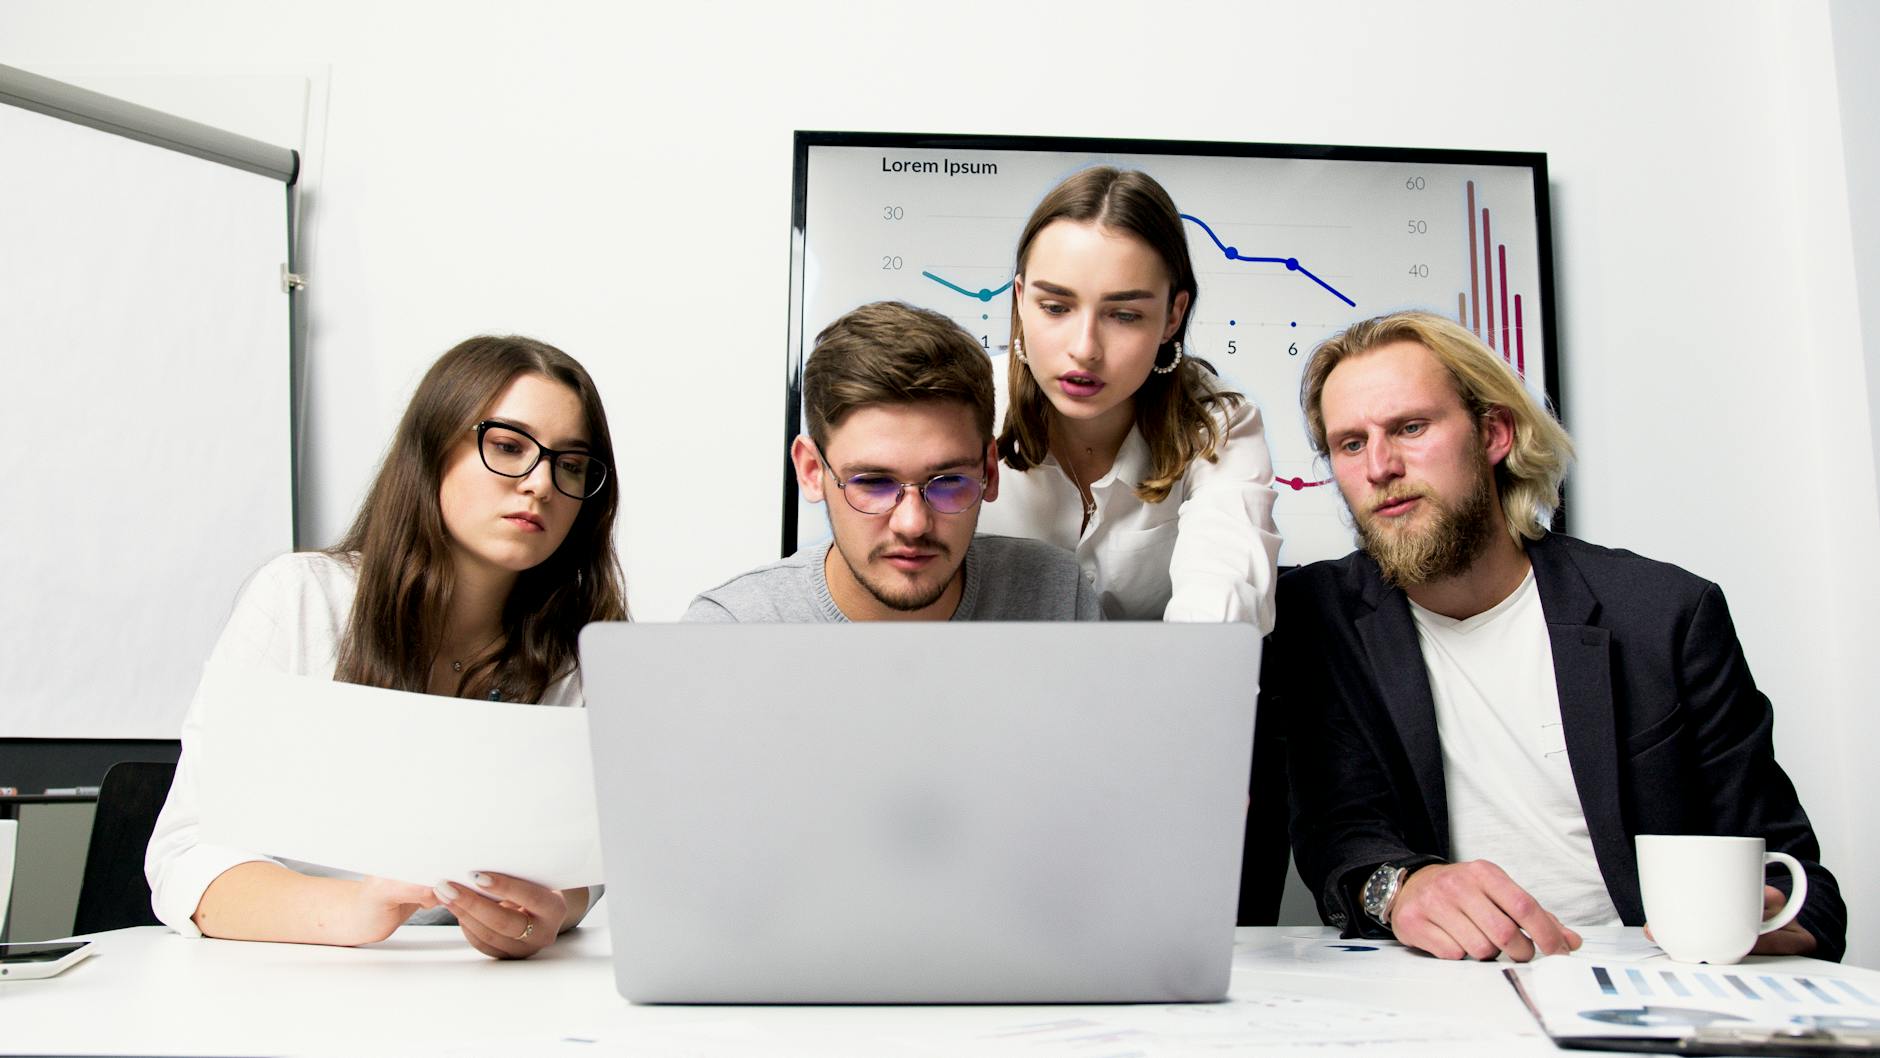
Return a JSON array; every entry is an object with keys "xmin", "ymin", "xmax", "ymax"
[{"xmin": 1300, "ymin": 311, "xmax": 1573, "ymax": 541}]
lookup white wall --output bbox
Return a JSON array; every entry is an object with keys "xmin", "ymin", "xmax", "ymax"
[
  {"xmin": 5, "ymin": 0, "xmax": 1874, "ymax": 963},
  {"xmin": 1834, "ymin": 0, "xmax": 1880, "ymax": 502},
  {"xmin": 1826, "ymin": 0, "xmax": 1880, "ymax": 963}
]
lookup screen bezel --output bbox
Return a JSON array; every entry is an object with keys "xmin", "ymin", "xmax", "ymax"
[{"xmin": 0, "ymin": 940, "xmax": 89, "ymax": 963}]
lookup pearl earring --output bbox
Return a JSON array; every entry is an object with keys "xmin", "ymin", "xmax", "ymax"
[{"xmin": 1152, "ymin": 340, "xmax": 1184, "ymax": 375}]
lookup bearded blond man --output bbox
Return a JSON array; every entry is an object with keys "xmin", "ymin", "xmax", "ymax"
[{"xmin": 1273, "ymin": 311, "xmax": 1844, "ymax": 963}]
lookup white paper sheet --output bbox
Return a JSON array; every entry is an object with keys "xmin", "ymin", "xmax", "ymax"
[
  {"xmin": 1234, "ymin": 931, "xmax": 1502, "ymax": 981},
  {"xmin": 292, "ymin": 997, "xmax": 1523, "ymax": 1058},
  {"xmin": 195, "ymin": 661, "xmax": 603, "ymax": 889},
  {"xmin": 1236, "ymin": 929, "xmax": 1670, "ymax": 980},
  {"xmin": 886, "ymin": 993, "xmax": 1523, "ymax": 1055},
  {"xmin": 1564, "ymin": 934, "xmax": 1667, "ymax": 963}
]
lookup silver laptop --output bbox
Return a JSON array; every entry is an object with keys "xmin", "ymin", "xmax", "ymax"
[{"xmin": 579, "ymin": 622, "xmax": 1258, "ymax": 1004}]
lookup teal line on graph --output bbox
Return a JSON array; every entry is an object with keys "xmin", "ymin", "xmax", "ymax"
[
  {"xmin": 922, "ymin": 272, "xmax": 1013, "ymax": 302},
  {"xmin": 1181, "ymin": 213, "xmax": 1357, "ymax": 307}
]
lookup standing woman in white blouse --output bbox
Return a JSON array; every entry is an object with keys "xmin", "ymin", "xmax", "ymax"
[
  {"xmin": 145, "ymin": 335, "xmax": 627, "ymax": 959},
  {"xmin": 979, "ymin": 167, "xmax": 1283, "ymax": 627}
]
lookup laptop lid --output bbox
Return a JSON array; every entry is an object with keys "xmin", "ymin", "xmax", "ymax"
[{"xmin": 580, "ymin": 622, "xmax": 1258, "ymax": 1004}]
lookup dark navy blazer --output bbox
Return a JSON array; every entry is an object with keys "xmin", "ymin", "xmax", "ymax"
[{"xmin": 1270, "ymin": 532, "xmax": 1846, "ymax": 960}]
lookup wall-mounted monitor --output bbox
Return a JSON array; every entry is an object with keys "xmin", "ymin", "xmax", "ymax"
[{"xmin": 785, "ymin": 131, "xmax": 1558, "ymax": 567}]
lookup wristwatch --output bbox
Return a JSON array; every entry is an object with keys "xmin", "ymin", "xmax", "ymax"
[{"xmin": 1361, "ymin": 862, "xmax": 1410, "ymax": 927}]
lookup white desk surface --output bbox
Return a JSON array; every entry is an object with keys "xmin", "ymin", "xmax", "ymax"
[{"xmin": 3, "ymin": 921, "xmax": 1868, "ymax": 1057}]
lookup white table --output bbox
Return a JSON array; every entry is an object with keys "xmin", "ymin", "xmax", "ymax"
[{"xmin": 1, "ymin": 923, "xmax": 1864, "ymax": 1057}]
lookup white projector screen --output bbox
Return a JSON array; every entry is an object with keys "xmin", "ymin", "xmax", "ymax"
[{"xmin": 0, "ymin": 100, "xmax": 293, "ymax": 739}]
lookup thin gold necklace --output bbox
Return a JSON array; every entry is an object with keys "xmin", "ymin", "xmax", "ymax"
[{"xmin": 1066, "ymin": 446, "xmax": 1100, "ymax": 526}]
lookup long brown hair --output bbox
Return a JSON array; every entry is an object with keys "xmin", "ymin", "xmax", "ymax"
[
  {"xmin": 998, "ymin": 166, "xmax": 1243, "ymax": 504},
  {"xmin": 330, "ymin": 336, "xmax": 627, "ymax": 702}
]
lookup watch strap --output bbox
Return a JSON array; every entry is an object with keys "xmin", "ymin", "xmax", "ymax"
[{"xmin": 1334, "ymin": 854, "xmax": 1447, "ymax": 939}]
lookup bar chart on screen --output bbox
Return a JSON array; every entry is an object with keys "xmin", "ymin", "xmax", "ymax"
[{"xmin": 1461, "ymin": 179, "xmax": 1535, "ymax": 377}]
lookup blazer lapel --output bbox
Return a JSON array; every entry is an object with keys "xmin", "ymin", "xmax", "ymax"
[
  {"xmin": 1530, "ymin": 536, "xmax": 1640, "ymax": 921},
  {"xmin": 1351, "ymin": 560, "xmax": 1450, "ymax": 852}
]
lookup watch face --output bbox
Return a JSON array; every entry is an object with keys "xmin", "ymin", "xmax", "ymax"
[{"xmin": 1363, "ymin": 865, "xmax": 1399, "ymax": 923}]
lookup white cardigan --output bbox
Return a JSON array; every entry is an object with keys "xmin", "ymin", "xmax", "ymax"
[{"xmin": 144, "ymin": 551, "xmax": 580, "ymax": 937}]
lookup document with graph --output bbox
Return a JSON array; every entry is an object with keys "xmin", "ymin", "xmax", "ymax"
[{"xmin": 1507, "ymin": 957, "xmax": 1880, "ymax": 1054}]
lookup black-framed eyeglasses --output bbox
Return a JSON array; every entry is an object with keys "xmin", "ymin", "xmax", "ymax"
[
  {"xmin": 816, "ymin": 444, "xmax": 986, "ymax": 515},
  {"xmin": 474, "ymin": 420, "xmax": 608, "ymax": 500}
]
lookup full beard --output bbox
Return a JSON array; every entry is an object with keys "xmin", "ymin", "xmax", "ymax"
[{"xmin": 1354, "ymin": 466, "xmax": 1499, "ymax": 589}]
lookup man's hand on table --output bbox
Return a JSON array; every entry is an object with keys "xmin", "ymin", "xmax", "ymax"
[{"xmin": 1389, "ymin": 860, "xmax": 1583, "ymax": 962}]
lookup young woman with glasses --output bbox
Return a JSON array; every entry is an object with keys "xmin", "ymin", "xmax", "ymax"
[
  {"xmin": 146, "ymin": 335, "xmax": 626, "ymax": 959},
  {"xmin": 978, "ymin": 166, "xmax": 1283, "ymax": 627}
]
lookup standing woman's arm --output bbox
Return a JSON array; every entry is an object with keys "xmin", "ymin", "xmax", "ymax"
[{"xmin": 1163, "ymin": 396, "xmax": 1283, "ymax": 629}]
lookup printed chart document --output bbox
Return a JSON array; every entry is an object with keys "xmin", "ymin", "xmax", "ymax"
[
  {"xmin": 1508, "ymin": 957, "xmax": 1880, "ymax": 1054},
  {"xmin": 195, "ymin": 661, "xmax": 603, "ymax": 889}
]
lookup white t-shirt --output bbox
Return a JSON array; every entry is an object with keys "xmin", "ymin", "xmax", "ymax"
[
  {"xmin": 144, "ymin": 551, "xmax": 581, "ymax": 937},
  {"xmin": 1409, "ymin": 569, "xmax": 1622, "ymax": 927},
  {"xmin": 977, "ymin": 372, "xmax": 1283, "ymax": 627}
]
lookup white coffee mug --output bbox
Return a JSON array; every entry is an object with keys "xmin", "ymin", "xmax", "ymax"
[
  {"xmin": 0, "ymin": 819, "xmax": 17, "ymax": 936},
  {"xmin": 1635, "ymin": 834, "xmax": 1806, "ymax": 964}
]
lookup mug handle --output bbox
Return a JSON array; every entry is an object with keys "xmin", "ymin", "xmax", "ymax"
[{"xmin": 1758, "ymin": 852, "xmax": 1808, "ymax": 935}]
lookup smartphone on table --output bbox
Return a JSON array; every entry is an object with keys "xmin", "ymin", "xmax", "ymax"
[{"xmin": 0, "ymin": 940, "xmax": 93, "ymax": 980}]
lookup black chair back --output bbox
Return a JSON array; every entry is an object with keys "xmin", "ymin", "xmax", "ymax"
[{"xmin": 72, "ymin": 760, "xmax": 176, "ymax": 935}]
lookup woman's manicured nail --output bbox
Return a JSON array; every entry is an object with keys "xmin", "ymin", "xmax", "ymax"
[{"xmin": 434, "ymin": 881, "xmax": 459, "ymax": 902}]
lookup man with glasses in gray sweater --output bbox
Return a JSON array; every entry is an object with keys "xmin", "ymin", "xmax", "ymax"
[{"xmin": 687, "ymin": 301, "xmax": 1099, "ymax": 624}]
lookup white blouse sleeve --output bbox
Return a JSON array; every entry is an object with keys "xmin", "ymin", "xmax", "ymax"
[
  {"xmin": 1163, "ymin": 396, "xmax": 1283, "ymax": 630},
  {"xmin": 144, "ymin": 554, "xmax": 350, "ymax": 937}
]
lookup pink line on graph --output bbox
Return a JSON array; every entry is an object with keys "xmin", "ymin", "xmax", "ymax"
[
  {"xmin": 1275, "ymin": 476, "xmax": 1333, "ymax": 491},
  {"xmin": 1499, "ymin": 244, "xmax": 1510, "ymax": 359},
  {"xmin": 1482, "ymin": 209, "xmax": 1495, "ymax": 350},
  {"xmin": 1515, "ymin": 294, "xmax": 1525, "ymax": 376},
  {"xmin": 1467, "ymin": 182, "xmax": 1480, "ymax": 335}
]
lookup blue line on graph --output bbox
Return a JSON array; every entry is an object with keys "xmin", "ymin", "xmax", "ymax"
[
  {"xmin": 1837, "ymin": 978, "xmax": 1877, "ymax": 1005},
  {"xmin": 922, "ymin": 272, "xmax": 1013, "ymax": 302},
  {"xmin": 1797, "ymin": 979, "xmax": 1839, "ymax": 1005},
  {"xmin": 1760, "ymin": 977, "xmax": 1798, "ymax": 1003},
  {"xmin": 1180, "ymin": 213, "xmax": 1357, "ymax": 307}
]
